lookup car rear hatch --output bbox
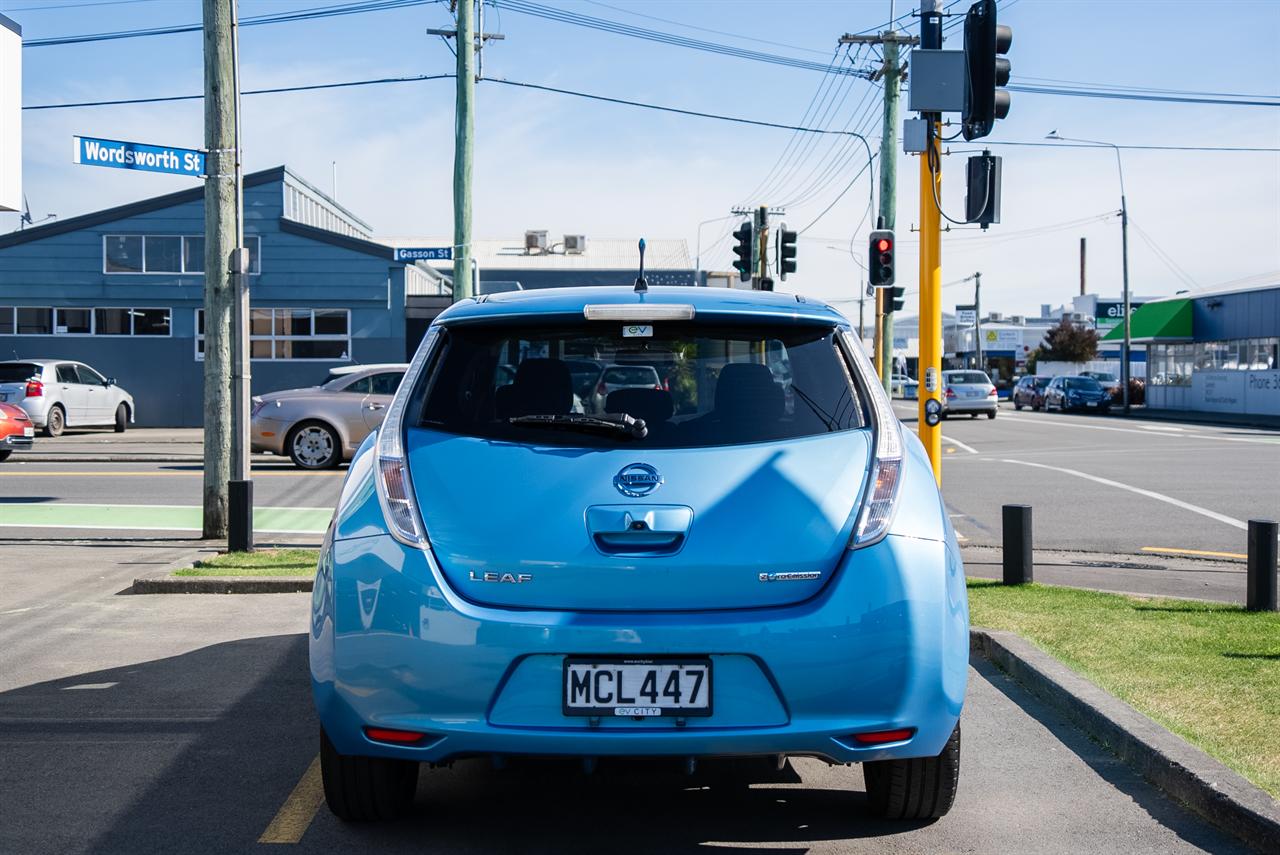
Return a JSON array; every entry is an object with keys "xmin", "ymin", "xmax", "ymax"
[
  {"xmin": 0, "ymin": 363, "xmax": 40, "ymax": 405},
  {"xmin": 401, "ymin": 315, "xmax": 874, "ymax": 611}
]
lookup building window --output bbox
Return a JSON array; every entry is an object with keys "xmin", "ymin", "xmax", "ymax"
[
  {"xmin": 55, "ymin": 308, "xmax": 92, "ymax": 335},
  {"xmin": 104, "ymin": 235, "xmax": 260, "ymax": 275},
  {"xmin": 195, "ymin": 308, "xmax": 350, "ymax": 361},
  {"xmin": 0, "ymin": 307, "xmax": 12, "ymax": 335},
  {"xmin": 95, "ymin": 308, "xmax": 131, "ymax": 335},
  {"xmin": 16, "ymin": 307, "xmax": 53, "ymax": 335}
]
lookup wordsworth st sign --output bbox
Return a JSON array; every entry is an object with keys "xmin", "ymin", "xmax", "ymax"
[{"xmin": 73, "ymin": 136, "xmax": 205, "ymax": 177}]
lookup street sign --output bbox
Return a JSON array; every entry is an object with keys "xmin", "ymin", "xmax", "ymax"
[
  {"xmin": 393, "ymin": 247, "xmax": 453, "ymax": 262},
  {"xmin": 956, "ymin": 305, "xmax": 977, "ymax": 325},
  {"xmin": 73, "ymin": 136, "xmax": 205, "ymax": 177}
]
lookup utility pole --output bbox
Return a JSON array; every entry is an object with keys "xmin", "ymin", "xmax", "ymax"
[
  {"xmin": 841, "ymin": 26, "xmax": 915, "ymax": 395},
  {"xmin": 973, "ymin": 272, "xmax": 982, "ymax": 372},
  {"xmin": 755, "ymin": 205, "xmax": 769, "ymax": 287},
  {"xmin": 452, "ymin": 0, "xmax": 475, "ymax": 301},
  {"xmin": 916, "ymin": 0, "xmax": 944, "ymax": 483},
  {"xmin": 201, "ymin": 0, "xmax": 236, "ymax": 539},
  {"xmin": 1079, "ymin": 236, "xmax": 1086, "ymax": 296}
]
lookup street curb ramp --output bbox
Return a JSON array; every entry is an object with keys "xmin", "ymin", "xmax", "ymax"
[{"xmin": 971, "ymin": 627, "xmax": 1280, "ymax": 853}]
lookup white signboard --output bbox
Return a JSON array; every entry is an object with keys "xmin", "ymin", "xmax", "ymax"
[
  {"xmin": 1190, "ymin": 370, "xmax": 1280, "ymax": 416},
  {"xmin": 956, "ymin": 309, "xmax": 977, "ymax": 325},
  {"xmin": 983, "ymin": 328, "xmax": 1022, "ymax": 348},
  {"xmin": 0, "ymin": 14, "xmax": 20, "ymax": 212}
]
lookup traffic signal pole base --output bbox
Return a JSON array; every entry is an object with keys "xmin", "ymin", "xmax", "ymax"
[{"xmin": 228, "ymin": 479, "xmax": 254, "ymax": 553}]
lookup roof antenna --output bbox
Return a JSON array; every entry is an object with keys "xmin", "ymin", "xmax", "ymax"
[{"xmin": 634, "ymin": 238, "xmax": 648, "ymax": 293}]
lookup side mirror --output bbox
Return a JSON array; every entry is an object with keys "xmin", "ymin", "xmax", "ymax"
[{"xmin": 105, "ymin": 377, "xmax": 117, "ymax": 386}]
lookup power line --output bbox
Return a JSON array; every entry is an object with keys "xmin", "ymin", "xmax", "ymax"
[
  {"xmin": 980, "ymin": 140, "xmax": 1280, "ymax": 153},
  {"xmin": 1007, "ymin": 83, "xmax": 1278, "ymax": 108}
]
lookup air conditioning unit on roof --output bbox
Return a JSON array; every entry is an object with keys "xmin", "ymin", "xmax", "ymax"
[
  {"xmin": 563, "ymin": 234, "xmax": 587, "ymax": 254},
  {"xmin": 987, "ymin": 311, "xmax": 1003, "ymax": 322},
  {"xmin": 1010, "ymin": 315, "xmax": 1025, "ymax": 325},
  {"xmin": 524, "ymin": 230, "xmax": 548, "ymax": 253}
]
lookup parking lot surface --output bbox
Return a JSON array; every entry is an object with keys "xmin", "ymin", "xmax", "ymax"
[{"xmin": 0, "ymin": 545, "xmax": 1255, "ymax": 854}]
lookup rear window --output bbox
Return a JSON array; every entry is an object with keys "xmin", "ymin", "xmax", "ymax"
[
  {"xmin": 1066, "ymin": 377, "xmax": 1102, "ymax": 390},
  {"xmin": 0, "ymin": 363, "xmax": 40, "ymax": 383},
  {"xmin": 415, "ymin": 322, "xmax": 865, "ymax": 448},
  {"xmin": 946, "ymin": 372, "xmax": 990, "ymax": 385}
]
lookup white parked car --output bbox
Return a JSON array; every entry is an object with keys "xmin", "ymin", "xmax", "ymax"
[
  {"xmin": 0, "ymin": 359, "xmax": 136, "ymax": 436},
  {"xmin": 941, "ymin": 370, "xmax": 997, "ymax": 419}
]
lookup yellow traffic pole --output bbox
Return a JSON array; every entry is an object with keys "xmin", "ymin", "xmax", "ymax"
[{"xmin": 917, "ymin": 122, "xmax": 943, "ymax": 485}]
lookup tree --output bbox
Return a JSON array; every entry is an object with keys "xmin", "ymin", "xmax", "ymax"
[{"xmin": 1038, "ymin": 318, "xmax": 1099, "ymax": 363}]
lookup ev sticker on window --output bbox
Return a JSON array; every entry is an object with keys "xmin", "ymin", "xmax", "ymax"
[{"xmin": 622, "ymin": 324, "xmax": 653, "ymax": 338}]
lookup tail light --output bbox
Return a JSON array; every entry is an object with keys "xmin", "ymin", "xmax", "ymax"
[
  {"xmin": 850, "ymin": 728, "xmax": 916, "ymax": 745},
  {"xmin": 653, "ymin": 384, "xmax": 662, "ymax": 391},
  {"xmin": 840, "ymin": 331, "xmax": 903, "ymax": 548},
  {"xmin": 988, "ymin": 388, "xmax": 997, "ymax": 397},
  {"xmin": 25, "ymin": 380, "xmax": 43, "ymax": 398},
  {"xmin": 374, "ymin": 328, "xmax": 439, "ymax": 548},
  {"xmin": 662, "ymin": 378, "xmax": 670, "ymax": 391},
  {"xmin": 944, "ymin": 387, "xmax": 956, "ymax": 399},
  {"xmin": 596, "ymin": 381, "xmax": 607, "ymax": 397}
]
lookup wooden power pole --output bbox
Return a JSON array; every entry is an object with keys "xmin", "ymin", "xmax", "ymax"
[
  {"xmin": 452, "ymin": 0, "xmax": 475, "ymax": 301},
  {"xmin": 202, "ymin": 0, "xmax": 236, "ymax": 539}
]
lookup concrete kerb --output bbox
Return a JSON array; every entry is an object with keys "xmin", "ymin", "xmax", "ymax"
[
  {"xmin": 130, "ymin": 549, "xmax": 314, "ymax": 594},
  {"xmin": 20, "ymin": 454, "xmax": 203, "ymax": 464},
  {"xmin": 971, "ymin": 627, "xmax": 1280, "ymax": 852}
]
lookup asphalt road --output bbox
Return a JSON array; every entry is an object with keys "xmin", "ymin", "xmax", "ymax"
[
  {"xmin": 895, "ymin": 402, "xmax": 1280, "ymax": 558},
  {"xmin": 0, "ymin": 545, "xmax": 1253, "ymax": 854}
]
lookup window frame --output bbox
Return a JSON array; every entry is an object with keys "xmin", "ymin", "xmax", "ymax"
[
  {"xmin": 194, "ymin": 307, "xmax": 351, "ymax": 362},
  {"xmin": 0, "ymin": 306, "xmax": 172, "ymax": 337},
  {"xmin": 103, "ymin": 234, "xmax": 260, "ymax": 275}
]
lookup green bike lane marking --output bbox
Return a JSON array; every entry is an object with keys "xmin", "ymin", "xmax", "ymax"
[{"xmin": 0, "ymin": 503, "xmax": 331, "ymax": 534}]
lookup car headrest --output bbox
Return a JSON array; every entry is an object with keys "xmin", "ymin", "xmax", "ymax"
[
  {"xmin": 714, "ymin": 362, "xmax": 782, "ymax": 421},
  {"xmin": 504, "ymin": 358, "xmax": 574, "ymax": 417},
  {"xmin": 605, "ymin": 388, "xmax": 674, "ymax": 426}
]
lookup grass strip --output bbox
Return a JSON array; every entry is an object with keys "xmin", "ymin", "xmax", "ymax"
[
  {"xmin": 174, "ymin": 548, "xmax": 320, "ymax": 577},
  {"xmin": 967, "ymin": 579, "xmax": 1280, "ymax": 798}
]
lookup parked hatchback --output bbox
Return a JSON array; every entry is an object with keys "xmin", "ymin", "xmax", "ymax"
[
  {"xmin": 1011, "ymin": 375, "xmax": 1050, "ymax": 411},
  {"xmin": 1044, "ymin": 375, "xmax": 1111, "ymax": 413},
  {"xmin": 940, "ymin": 370, "xmax": 997, "ymax": 419},
  {"xmin": 311, "ymin": 286, "xmax": 968, "ymax": 824},
  {"xmin": 0, "ymin": 360, "xmax": 135, "ymax": 436},
  {"xmin": 251, "ymin": 363, "xmax": 408, "ymax": 469}
]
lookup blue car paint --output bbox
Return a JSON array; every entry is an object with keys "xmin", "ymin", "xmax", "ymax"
[{"xmin": 312, "ymin": 286, "xmax": 968, "ymax": 766}]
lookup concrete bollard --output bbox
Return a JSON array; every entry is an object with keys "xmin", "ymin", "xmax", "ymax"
[
  {"xmin": 1246, "ymin": 519, "xmax": 1278, "ymax": 612},
  {"xmin": 1002, "ymin": 504, "xmax": 1033, "ymax": 585}
]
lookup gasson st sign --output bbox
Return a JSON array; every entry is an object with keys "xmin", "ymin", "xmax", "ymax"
[{"xmin": 73, "ymin": 136, "xmax": 205, "ymax": 178}]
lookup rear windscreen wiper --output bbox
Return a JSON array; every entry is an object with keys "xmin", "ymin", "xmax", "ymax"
[{"xmin": 508, "ymin": 412, "xmax": 648, "ymax": 439}]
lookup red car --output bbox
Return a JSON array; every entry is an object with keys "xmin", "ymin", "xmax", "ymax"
[{"xmin": 0, "ymin": 402, "xmax": 34, "ymax": 461}]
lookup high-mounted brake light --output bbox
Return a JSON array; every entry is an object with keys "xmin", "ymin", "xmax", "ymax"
[
  {"xmin": 841, "ymin": 331, "xmax": 904, "ymax": 548},
  {"xmin": 583, "ymin": 304, "xmax": 695, "ymax": 322},
  {"xmin": 374, "ymin": 327, "xmax": 439, "ymax": 548}
]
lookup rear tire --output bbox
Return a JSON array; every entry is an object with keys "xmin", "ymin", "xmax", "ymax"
[
  {"xmin": 1014, "ymin": 401, "xmax": 1023, "ymax": 411},
  {"xmin": 114, "ymin": 404, "xmax": 128, "ymax": 433},
  {"xmin": 43, "ymin": 405, "xmax": 65, "ymax": 438},
  {"xmin": 320, "ymin": 727, "xmax": 419, "ymax": 822},
  {"xmin": 863, "ymin": 724, "xmax": 961, "ymax": 820},
  {"xmin": 987, "ymin": 410, "xmax": 996, "ymax": 419}
]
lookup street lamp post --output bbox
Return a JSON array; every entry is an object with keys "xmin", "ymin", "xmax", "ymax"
[{"xmin": 1046, "ymin": 131, "xmax": 1132, "ymax": 413}]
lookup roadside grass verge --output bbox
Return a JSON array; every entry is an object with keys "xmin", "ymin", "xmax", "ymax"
[
  {"xmin": 174, "ymin": 548, "xmax": 320, "ymax": 577},
  {"xmin": 967, "ymin": 579, "xmax": 1280, "ymax": 798}
]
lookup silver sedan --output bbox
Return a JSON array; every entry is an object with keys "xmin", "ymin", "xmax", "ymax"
[{"xmin": 251, "ymin": 363, "xmax": 407, "ymax": 468}]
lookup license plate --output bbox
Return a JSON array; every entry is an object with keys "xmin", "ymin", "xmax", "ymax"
[
  {"xmin": 1087, "ymin": 401, "xmax": 1098, "ymax": 407},
  {"xmin": 23, "ymin": 426, "xmax": 34, "ymax": 437},
  {"xmin": 563, "ymin": 657, "xmax": 712, "ymax": 717}
]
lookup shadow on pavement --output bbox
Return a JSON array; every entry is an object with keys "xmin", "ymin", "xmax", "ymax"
[{"xmin": 971, "ymin": 658, "xmax": 1247, "ymax": 854}]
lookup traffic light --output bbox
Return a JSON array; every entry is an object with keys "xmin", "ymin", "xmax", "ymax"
[
  {"xmin": 961, "ymin": 0, "xmax": 1012, "ymax": 142},
  {"xmin": 731, "ymin": 221, "xmax": 753, "ymax": 283},
  {"xmin": 776, "ymin": 226, "xmax": 797, "ymax": 281},
  {"xmin": 890, "ymin": 286, "xmax": 906, "ymax": 313},
  {"xmin": 868, "ymin": 230, "xmax": 894, "ymax": 288}
]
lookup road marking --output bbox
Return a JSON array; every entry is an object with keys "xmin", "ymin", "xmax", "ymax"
[
  {"xmin": 62, "ymin": 682, "xmax": 118, "ymax": 690},
  {"xmin": 1141, "ymin": 425, "xmax": 1186, "ymax": 432},
  {"xmin": 1142, "ymin": 546, "xmax": 1248, "ymax": 560},
  {"xmin": 259, "ymin": 755, "xmax": 325, "ymax": 845},
  {"xmin": 0, "ymin": 502, "xmax": 331, "ymax": 534},
  {"xmin": 997, "ymin": 414, "xmax": 1279, "ymax": 445},
  {"xmin": 941, "ymin": 435, "xmax": 980, "ymax": 454},
  {"xmin": 999, "ymin": 458, "xmax": 1249, "ymax": 532}
]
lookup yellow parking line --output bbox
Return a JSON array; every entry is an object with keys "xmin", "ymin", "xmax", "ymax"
[
  {"xmin": 1141, "ymin": 546, "xmax": 1248, "ymax": 560},
  {"xmin": 258, "ymin": 755, "xmax": 325, "ymax": 844}
]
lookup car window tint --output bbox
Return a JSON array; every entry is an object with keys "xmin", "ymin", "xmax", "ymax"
[
  {"xmin": 78, "ymin": 365, "xmax": 107, "ymax": 385},
  {"xmin": 946, "ymin": 372, "xmax": 989, "ymax": 385},
  {"xmin": 368, "ymin": 372, "xmax": 402, "ymax": 396},
  {"xmin": 416, "ymin": 322, "xmax": 865, "ymax": 448},
  {"xmin": 56, "ymin": 364, "xmax": 81, "ymax": 384},
  {"xmin": 0, "ymin": 363, "xmax": 40, "ymax": 383},
  {"xmin": 342, "ymin": 376, "xmax": 373, "ymax": 394}
]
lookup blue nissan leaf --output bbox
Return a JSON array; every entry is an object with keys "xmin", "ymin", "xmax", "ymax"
[{"xmin": 310, "ymin": 285, "xmax": 969, "ymax": 822}]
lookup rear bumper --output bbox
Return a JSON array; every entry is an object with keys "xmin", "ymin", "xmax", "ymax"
[
  {"xmin": 942, "ymin": 398, "xmax": 996, "ymax": 413},
  {"xmin": 15, "ymin": 399, "xmax": 50, "ymax": 427},
  {"xmin": 310, "ymin": 531, "xmax": 969, "ymax": 766}
]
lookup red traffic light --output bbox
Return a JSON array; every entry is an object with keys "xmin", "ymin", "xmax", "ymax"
[{"xmin": 876, "ymin": 238, "xmax": 892, "ymax": 252}]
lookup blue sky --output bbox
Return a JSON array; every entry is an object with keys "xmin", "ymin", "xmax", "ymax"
[{"xmin": 2, "ymin": 0, "xmax": 1278, "ymax": 316}]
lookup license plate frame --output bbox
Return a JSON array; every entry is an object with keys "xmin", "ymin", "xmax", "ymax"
[{"xmin": 562, "ymin": 656, "xmax": 713, "ymax": 718}]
